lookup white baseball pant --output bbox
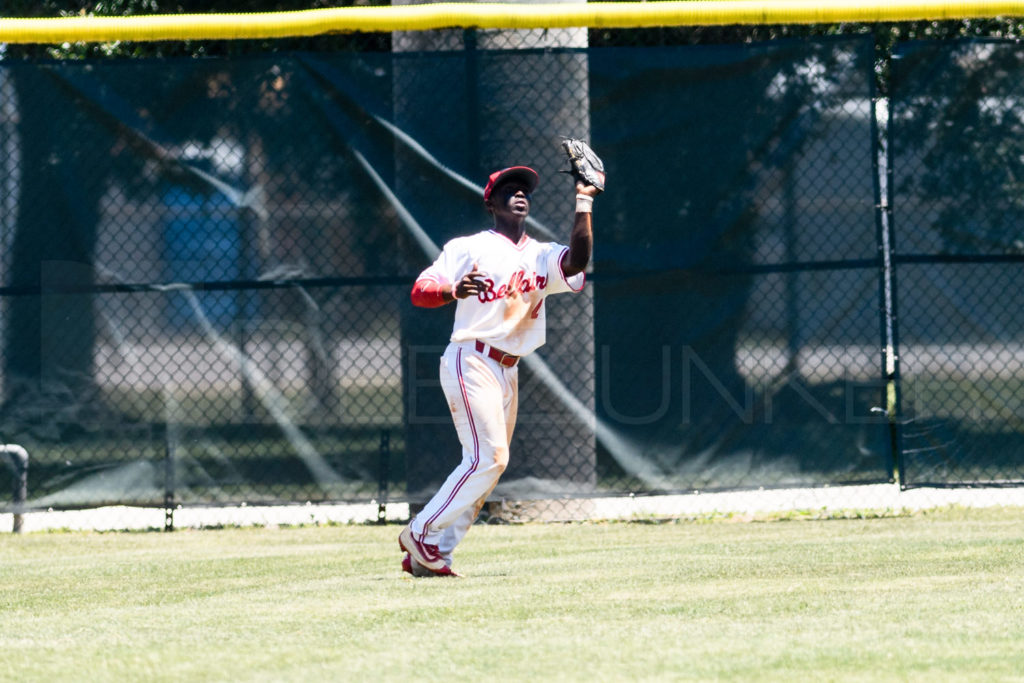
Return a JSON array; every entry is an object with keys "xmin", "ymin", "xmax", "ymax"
[{"xmin": 409, "ymin": 340, "xmax": 518, "ymax": 565}]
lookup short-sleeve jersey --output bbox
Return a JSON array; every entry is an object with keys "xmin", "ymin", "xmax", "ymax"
[{"xmin": 415, "ymin": 229, "xmax": 585, "ymax": 356}]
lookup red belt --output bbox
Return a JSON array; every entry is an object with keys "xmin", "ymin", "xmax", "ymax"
[{"xmin": 475, "ymin": 340, "xmax": 519, "ymax": 367}]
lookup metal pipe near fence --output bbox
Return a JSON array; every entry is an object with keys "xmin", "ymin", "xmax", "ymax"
[
  {"xmin": 377, "ymin": 430, "xmax": 391, "ymax": 525},
  {"xmin": 2, "ymin": 444, "xmax": 29, "ymax": 533}
]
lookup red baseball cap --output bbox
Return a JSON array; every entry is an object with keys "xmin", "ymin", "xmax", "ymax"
[{"xmin": 483, "ymin": 166, "xmax": 540, "ymax": 201}]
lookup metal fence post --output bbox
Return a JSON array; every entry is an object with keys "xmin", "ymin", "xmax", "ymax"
[
  {"xmin": 871, "ymin": 49, "xmax": 903, "ymax": 485},
  {"xmin": 377, "ymin": 430, "xmax": 390, "ymax": 524},
  {"xmin": 164, "ymin": 429, "xmax": 175, "ymax": 532}
]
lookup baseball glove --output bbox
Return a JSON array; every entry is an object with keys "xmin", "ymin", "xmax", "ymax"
[{"xmin": 561, "ymin": 138, "xmax": 606, "ymax": 192}]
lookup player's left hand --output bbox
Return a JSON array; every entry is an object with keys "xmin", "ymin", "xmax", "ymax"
[{"xmin": 453, "ymin": 262, "xmax": 488, "ymax": 300}]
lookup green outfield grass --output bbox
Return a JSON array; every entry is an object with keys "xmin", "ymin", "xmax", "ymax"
[{"xmin": 2, "ymin": 507, "xmax": 1023, "ymax": 682}]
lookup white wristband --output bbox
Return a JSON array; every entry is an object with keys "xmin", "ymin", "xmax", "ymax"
[
  {"xmin": 575, "ymin": 194, "xmax": 594, "ymax": 213},
  {"xmin": 451, "ymin": 283, "xmax": 460, "ymax": 301}
]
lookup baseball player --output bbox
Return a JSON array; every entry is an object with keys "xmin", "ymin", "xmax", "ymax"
[{"xmin": 400, "ymin": 144, "xmax": 603, "ymax": 577}]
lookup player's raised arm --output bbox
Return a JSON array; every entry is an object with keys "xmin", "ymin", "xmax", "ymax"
[
  {"xmin": 562, "ymin": 182, "xmax": 597, "ymax": 278},
  {"xmin": 560, "ymin": 138, "xmax": 605, "ymax": 278}
]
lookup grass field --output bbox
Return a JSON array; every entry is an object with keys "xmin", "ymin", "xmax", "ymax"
[{"xmin": 2, "ymin": 507, "xmax": 1023, "ymax": 682}]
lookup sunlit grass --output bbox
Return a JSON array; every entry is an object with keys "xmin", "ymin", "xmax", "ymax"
[{"xmin": 1, "ymin": 507, "xmax": 1022, "ymax": 682}]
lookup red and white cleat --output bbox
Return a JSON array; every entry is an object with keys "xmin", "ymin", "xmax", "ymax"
[
  {"xmin": 398, "ymin": 524, "xmax": 447, "ymax": 572},
  {"xmin": 401, "ymin": 552, "xmax": 461, "ymax": 578}
]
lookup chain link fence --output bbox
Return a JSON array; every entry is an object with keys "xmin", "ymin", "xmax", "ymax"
[
  {"xmin": 890, "ymin": 39, "xmax": 1024, "ymax": 488},
  {"xmin": 1, "ymin": 29, "xmax": 1023, "ymax": 531}
]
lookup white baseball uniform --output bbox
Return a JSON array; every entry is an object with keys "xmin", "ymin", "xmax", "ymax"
[{"xmin": 409, "ymin": 228, "xmax": 585, "ymax": 565}]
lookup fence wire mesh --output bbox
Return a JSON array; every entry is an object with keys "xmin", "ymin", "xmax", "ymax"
[
  {"xmin": 890, "ymin": 39, "xmax": 1024, "ymax": 488},
  {"xmin": 1, "ymin": 29, "xmax": 1023, "ymax": 531}
]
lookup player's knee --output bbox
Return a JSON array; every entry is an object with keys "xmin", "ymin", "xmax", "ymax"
[{"xmin": 492, "ymin": 446, "xmax": 509, "ymax": 473}]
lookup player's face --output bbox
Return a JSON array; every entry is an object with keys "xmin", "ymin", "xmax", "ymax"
[{"xmin": 492, "ymin": 182, "xmax": 532, "ymax": 218}]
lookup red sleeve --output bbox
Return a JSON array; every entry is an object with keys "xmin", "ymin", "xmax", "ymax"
[{"xmin": 411, "ymin": 278, "xmax": 451, "ymax": 308}]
